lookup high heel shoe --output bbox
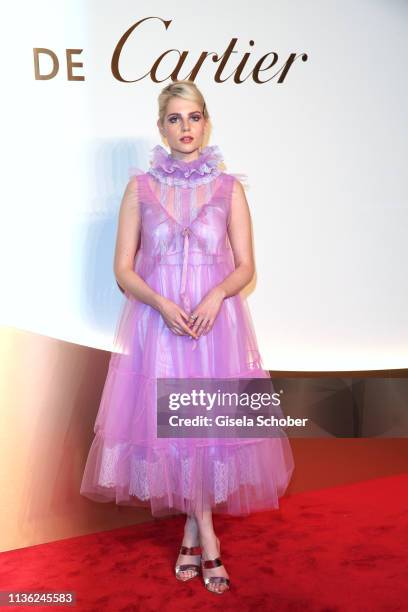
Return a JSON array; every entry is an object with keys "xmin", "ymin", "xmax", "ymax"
[
  {"xmin": 174, "ymin": 544, "xmax": 202, "ymax": 581},
  {"xmin": 201, "ymin": 556, "xmax": 231, "ymax": 594},
  {"xmin": 200, "ymin": 538, "xmax": 230, "ymax": 595}
]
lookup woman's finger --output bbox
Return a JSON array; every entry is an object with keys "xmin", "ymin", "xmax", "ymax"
[
  {"xmin": 202, "ymin": 319, "xmax": 213, "ymax": 335},
  {"xmin": 178, "ymin": 308, "xmax": 191, "ymax": 323},
  {"xmin": 189, "ymin": 312, "xmax": 203, "ymax": 330},
  {"xmin": 178, "ymin": 318, "xmax": 198, "ymax": 338},
  {"xmin": 195, "ymin": 317, "xmax": 208, "ymax": 335}
]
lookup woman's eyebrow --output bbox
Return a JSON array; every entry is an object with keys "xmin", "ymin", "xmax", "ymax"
[{"xmin": 166, "ymin": 111, "xmax": 202, "ymax": 118}]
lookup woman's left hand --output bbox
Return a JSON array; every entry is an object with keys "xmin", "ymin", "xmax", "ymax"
[{"xmin": 188, "ymin": 286, "xmax": 226, "ymax": 337}]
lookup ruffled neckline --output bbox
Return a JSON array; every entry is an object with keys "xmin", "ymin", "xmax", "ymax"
[{"xmin": 147, "ymin": 144, "xmax": 224, "ymax": 187}]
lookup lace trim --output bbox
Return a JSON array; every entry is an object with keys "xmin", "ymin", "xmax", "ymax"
[
  {"xmin": 147, "ymin": 144, "xmax": 224, "ymax": 187},
  {"xmin": 97, "ymin": 441, "xmax": 263, "ymax": 504}
]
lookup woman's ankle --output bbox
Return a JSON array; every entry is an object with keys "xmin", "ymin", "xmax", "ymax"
[
  {"xmin": 199, "ymin": 532, "xmax": 220, "ymax": 559},
  {"xmin": 182, "ymin": 515, "xmax": 199, "ymax": 545}
]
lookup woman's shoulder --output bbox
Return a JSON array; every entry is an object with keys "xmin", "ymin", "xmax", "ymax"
[
  {"xmin": 220, "ymin": 170, "xmax": 249, "ymax": 192},
  {"xmin": 126, "ymin": 168, "xmax": 152, "ymax": 197},
  {"xmin": 128, "ymin": 166, "xmax": 147, "ymax": 182}
]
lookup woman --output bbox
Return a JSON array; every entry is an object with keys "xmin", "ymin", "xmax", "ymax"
[{"xmin": 80, "ymin": 80, "xmax": 294, "ymax": 595}]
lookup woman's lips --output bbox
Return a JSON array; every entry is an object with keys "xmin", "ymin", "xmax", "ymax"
[{"xmin": 180, "ymin": 137, "xmax": 193, "ymax": 142}]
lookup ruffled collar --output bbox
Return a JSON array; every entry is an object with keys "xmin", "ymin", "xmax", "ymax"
[{"xmin": 147, "ymin": 144, "xmax": 223, "ymax": 187}]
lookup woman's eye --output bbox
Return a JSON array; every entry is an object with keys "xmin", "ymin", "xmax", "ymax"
[{"xmin": 168, "ymin": 115, "xmax": 201, "ymax": 123}]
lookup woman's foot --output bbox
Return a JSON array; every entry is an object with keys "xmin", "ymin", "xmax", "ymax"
[
  {"xmin": 200, "ymin": 533, "xmax": 230, "ymax": 594},
  {"xmin": 175, "ymin": 515, "xmax": 201, "ymax": 581}
]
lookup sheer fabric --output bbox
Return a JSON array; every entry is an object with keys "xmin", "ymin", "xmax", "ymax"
[{"xmin": 80, "ymin": 145, "xmax": 295, "ymax": 518}]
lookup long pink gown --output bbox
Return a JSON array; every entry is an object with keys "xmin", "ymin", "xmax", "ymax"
[{"xmin": 80, "ymin": 144, "xmax": 294, "ymax": 518}]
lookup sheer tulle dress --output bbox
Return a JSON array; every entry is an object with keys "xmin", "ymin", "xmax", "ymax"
[{"xmin": 80, "ymin": 144, "xmax": 295, "ymax": 518}]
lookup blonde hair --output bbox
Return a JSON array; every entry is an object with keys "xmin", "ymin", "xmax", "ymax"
[{"xmin": 157, "ymin": 79, "xmax": 209, "ymax": 126}]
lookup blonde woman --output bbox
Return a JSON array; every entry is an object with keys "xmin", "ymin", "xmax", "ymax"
[{"xmin": 81, "ymin": 80, "xmax": 294, "ymax": 595}]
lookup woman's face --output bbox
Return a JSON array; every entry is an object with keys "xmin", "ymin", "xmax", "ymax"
[{"xmin": 157, "ymin": 96, "xmax": 208, "ymax": 159}]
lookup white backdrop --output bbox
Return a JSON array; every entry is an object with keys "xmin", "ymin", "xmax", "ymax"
[{"xmin": 2, "ymin": 0, "xmax": 407, "ymax": 370}]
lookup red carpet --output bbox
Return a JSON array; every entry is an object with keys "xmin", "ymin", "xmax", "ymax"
[{"xmin": 1, "ymin": 473, "xmax": 407, "ymax": 611}]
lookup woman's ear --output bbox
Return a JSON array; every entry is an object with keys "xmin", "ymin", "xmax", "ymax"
[{"xmin": 157, "ymin": 118, "xmax": 165, "ymax": 139}]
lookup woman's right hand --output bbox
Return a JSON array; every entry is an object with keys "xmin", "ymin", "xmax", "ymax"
[{"xmin": 157, "ymin": 297, "xmax": 198, "ymax": 339}]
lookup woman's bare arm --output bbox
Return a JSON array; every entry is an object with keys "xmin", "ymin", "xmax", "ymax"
[
  {"xmin": 113, "ymin": 177, "xmax": 164, "ymax": 312},
  {"xmin": 216, "ymin": 178, "xmax": 255, "ymax": 298}
]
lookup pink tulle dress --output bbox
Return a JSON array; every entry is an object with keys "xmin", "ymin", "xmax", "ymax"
[{"xmin": 80, "ymin": 144, "xmax": 294, "ymax": 518}]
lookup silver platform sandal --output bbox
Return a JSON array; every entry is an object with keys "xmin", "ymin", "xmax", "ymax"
[
  {"xmin": 201, "ymin": 555, "xmax": 231, "ymax": 594},
  {"xmin": 174, "ymin": 545, "xmax": 202, "ymax": 581}
]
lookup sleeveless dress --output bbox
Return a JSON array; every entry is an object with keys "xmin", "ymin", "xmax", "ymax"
[{"xmin": 80, "ymin": 144, "xmax": 295, "ymax": 518}]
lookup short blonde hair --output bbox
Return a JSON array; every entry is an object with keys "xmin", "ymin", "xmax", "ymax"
[{"xmin": 157, "ymin": 79, "xmax": 209, "ymax": 126}]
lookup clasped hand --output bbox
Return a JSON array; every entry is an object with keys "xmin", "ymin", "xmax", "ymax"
[{"xmin": 159, "ymin": 287, "xmax": 225, "ymax": 339}]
